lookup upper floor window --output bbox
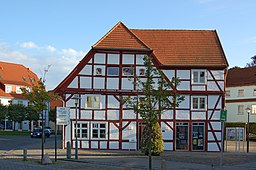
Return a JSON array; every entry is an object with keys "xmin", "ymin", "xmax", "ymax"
[
  {"xmin": 238, "ymin": 105, "xmax": 244, "ymax": 114},
  {"xmin": 16, "ymin": 87, "xmax": 22, "ymax": 94},
  {"xmin": 86, "ymin": 95, "xmax": 100, "ymax": 109},
  {"xmin": 226, "ymin": 90, "xmax": 230, "ymax": 97},
  {"xmin": 192, "ymin": 96, "xmax": 206, "ymax": 110},
  {"xmin": 252, "ymin": 105, "xmax": 256, "ymax": 115},
  {"xmin": 122, "ymin": 67, "xmax": 134, "ymax": 76},
  {"xmin": 192, "ymin": 70, "xmax": 206, "ymax": 84},
  {"xmin": 238, "ymin": 89, "xmax": 244, "ymax": 97},
  {"xmin": 95, "ymin": 68, "xmax": 102, "ymax": 75},
  {"xmin": 92, "ymin": 123, "xmax": 106, "ymax": 139},
  {"xmin": 107, "ymin": 67, "xmax": 119, "ymax": 76}
]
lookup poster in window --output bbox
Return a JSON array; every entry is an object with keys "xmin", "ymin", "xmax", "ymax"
[{"xmin": 122, "ymin": 67, "xmax": 134, "ymax": 76}]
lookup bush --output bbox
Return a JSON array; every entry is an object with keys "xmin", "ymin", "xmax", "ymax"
[{"xmin": 140, "ymin": 122, "xmax": 164, "ymax": 155}]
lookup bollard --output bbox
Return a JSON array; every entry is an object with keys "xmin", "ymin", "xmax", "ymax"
[
  {"xmin": 161, "ymin": 159, "xmax": 166, "ymax": 170},
  {"xmin": 66, "ymin": 141, "xmax": 71, "ymax": 159},
  {"xmin": 23, "ymin": 149, "xmax": 27, "ymax": 161}
]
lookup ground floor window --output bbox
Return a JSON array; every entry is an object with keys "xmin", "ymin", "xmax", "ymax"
[
  {"xmin": 192, "ymin": 122, "xmax": 205, "ymax": 151},
  {"xmin": 176, "ymin": 122, "xmax": 189, "ymax": 150},
  {"xmin": 92, "ymin": 123, "xmax": 106, "ymax": 139},
  {"xmin": 73, "ymin": 122, "xmax": 88, "ymax": 139}
]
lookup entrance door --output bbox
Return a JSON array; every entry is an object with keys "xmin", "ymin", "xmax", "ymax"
[
  {"xmin": 176, "ymin": 122, "xmax": 189, "ymax": 150},
  {"xmin": 192, "ymin": 122, "xmax": 205, "ymax": 151}
]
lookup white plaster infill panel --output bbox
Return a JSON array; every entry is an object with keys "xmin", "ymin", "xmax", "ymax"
[
  {"xmin": 207, "ymin": 81, "xmax": 223, "ymax": 91},
  {"xmin": 80, "ymin": 65, "xmax": 92, "ymax": 75},
  {"xmin": 177, "ymin": 70, "xmax": 190, "ymax": 79},
  {"xmin": 93, "ymin": 77, "xmax": 105, "ymax": 89},
  {"xmin": 94, "ymin": 53, "xmax": 106, "ymax": 64},
  {"xmin": 107, "ymin": 78, "xmax": 119, "ymax": 89},
  {"xmin": 108, "ymin": 54, "xmax": 120, "ymax": 64},
  {"xmin": 191, "ymin": 112, "xmax": 206, "ymax": 120},
  {"xmin": 81, "ymin": 110, "xmax": 92, "ymax": 119},
  {"xmin": 82, "ymin": 141, "xmax": 89, "ymax": 149},
  {"xmin": 80, "ymin": 77, "xmax": 92, "ymax": 89},
  {"xmin": 109, "ymin": 123, "xmax": 119, "ymax": 139},
  {"xmin": 107, "ymin": 96, "xmax": 119, "ymax": 108},
  {"xmin": 208, "ymin": 95, "xmax": 221, "ymax": 109},
  {"xmin": 176, "ymin": 110, "xmax": 190, "ymax": 120},
  {"xmin": 68, "ymin": 77, "xmax": 78, "ymax": 88},
  {"xmin": 208, "ymin": 122, "xmax": 221, "ymax": 131},
  {"xmin": 136, "ymin": 54, "xmax": 145, "ymax": 65},
  {"xmin": 123, "ymin": 110, "xmax": 136, "ymax": 119},
  {"xmin": 161, "ymin": 110, "xmax": 173, "ymax": 119},
  {"xmin": 100, "ymin": 141, "xmax": 107, "ymax": 149},
  {"xmin": 208, "ymin": 70, "xmax": 224, "ymax": 80},
  {"xmin": 208, "ymin": 142, "xmax": 220, "ymax": 151},
  {"xmin": 109, "ymin": 141, "xmax": 119, "ymax": 149},
  {"xmin": 177, "ymin": 81, "xmax": 190, "ymax": 90},
  {"xmin": 192, "ymin": 85, "xmax": 206, "ymax": 91},
  {"xmin": 107, "ymin": 110, "xmax": 119, "ymax": 120},
  {"xmin": 94, "ymin": 111, "xmax": 105, "ymax": 120},
  {"xmin": 91, "ymin": 141, "xmax": 98, "ymax": 149},
  {"xmin": 177, "ymin": 95, "xmax": 189, "ymax": 109},
  {"xmin": 122, "ymin": 78, "xmax": 134, "ymax": 90},
  {"xmin": 122, "ymin": 54, "xmax": 134, "ymax": 64},
  {"xmin": 164, "ymin": 143, "xmax": 173, "ymax": 151},
  {"xmin": 208, "ymin": 110, "xmax": 220, "ymax": 120},
  {"xmin": 162, "ymin": 70, "xmax": 175, "ymax": 82}
]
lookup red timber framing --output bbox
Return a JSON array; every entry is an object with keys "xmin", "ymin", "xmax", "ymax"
[{"xmin": 53, "ymin": 22, "xmax": 228, "ymax": 152}]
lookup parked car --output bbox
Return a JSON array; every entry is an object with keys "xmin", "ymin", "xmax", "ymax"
[
  {"xmin": 45, "ymin": 126, "xmax": 55, "ymax": 134},
  {"xmin": 30, "ymin": 128, "xmax": 51, "ymax": 138}
]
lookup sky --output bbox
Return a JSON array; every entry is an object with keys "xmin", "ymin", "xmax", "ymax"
[{"xmin": 0, "ymin": 0, "xmax": 255, "ymax": 90}]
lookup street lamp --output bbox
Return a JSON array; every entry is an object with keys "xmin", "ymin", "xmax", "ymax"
[
  {"xmin": 72, "ymin": 94, "xmax": 80, "ymax": 159},
  {"xmin": 245, "ymin": 106, "xmax": 251, "ymax": 153}
]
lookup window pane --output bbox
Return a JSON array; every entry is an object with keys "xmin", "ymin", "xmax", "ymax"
[
  {"xmin": 238, "ymin": 89, "xmax": 244, "ymax": 97},
  {"xmin": 87, "ymin": 96, "xmax": 92, "ymax": 108},
  {"xmin": 93, "ymin": 123, "xmax": 98, "ymax": 128},
  {"xmin": 81, "ymin": 129, "xmax": 87, "ymax": 138},
  {"xmin": 100, "ymin": 123, "xmax": 106, "ymax": 128},
  {"xmin": 82, "ymin": 123, "xmax": 87, "ymax": 128},
  {"xmin": 193, "ymin": 98, "xmax": 198, "ymax": 109},
  {"xmin": 100, "ymin": 130, "xmax": 106, "ymax": 138},
  {"xmin": 93, "ymin": 96, "xmax": 100, "ymax": 108},
  {"xmin": 199, "ymin": 98, "xmax": 205, "ymax": 109},
  {"xmin": 252, "ymin": 105, "xmax": 256, "ymax": 114},
  {"xmin": 107, "ymin": 67, "xmax": 119, "ymax": 76},
  {"xmin": 92, "ymin": 129, "xmax": 98, "ymax": 138},
  {"xmin": 199, "ymin": 72, "xmax": 205, "ymax": 83},
  {"xmin": 193, "ymin": 72, "xmax": 198, "ymax": 83},
  {"xmin": 238, "ymin": 105, "xmax": 244, "ymax": 114}
]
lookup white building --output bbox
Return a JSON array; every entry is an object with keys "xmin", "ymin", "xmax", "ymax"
[
  {"xmin": 53, "ymin": 22, "xmax": 228, "ymax": 151},
  {"xmin": 0, "ymin": 61, "xmax": 45, "ymax": 131},
  {"xmin": 226, "ymin": 67, "xmax": 256, "ymax": 122}
]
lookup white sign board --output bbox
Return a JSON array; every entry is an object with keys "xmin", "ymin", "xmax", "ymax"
[
  {"xmin": 226, "ymin": 127, "xmax": 244, "ymax": 141},
  {"xmin": 56, "ymin": 107, "xmax": 70, "ymax": 125}
]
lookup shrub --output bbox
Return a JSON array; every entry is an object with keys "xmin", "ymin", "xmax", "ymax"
[{"xmin": 140, "ymin": 122, "xmax": 164, "ymax": 155}]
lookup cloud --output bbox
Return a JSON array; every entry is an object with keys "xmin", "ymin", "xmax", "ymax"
[
  {"xmin": 61, "ymin": 48, "xmax": 84, "ymax": 57},
  {"xmin": 46, "ymin": 45, "xmax": 56, "ymax": 52},
  {"xmin": 0, "ymin": 41, "xmax": 83, "ymax": 90},
  {"xmin": 19, "ymin": 41, "xmax": 38, "ymax": 49}
]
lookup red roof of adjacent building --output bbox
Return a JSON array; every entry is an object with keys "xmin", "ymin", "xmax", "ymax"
[
  {"xmin": 0, "ymin": 61, "xmax": 39, "ymax": 98},
  {"xmin": 93, "ymin": 22, "xmax": 228, "ymax": 68},
  {"xmin": 227, "ymin": 66, "xmax": 256, "ymax": 87}
]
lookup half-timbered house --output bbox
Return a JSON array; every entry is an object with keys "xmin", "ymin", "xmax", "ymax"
[{"xmin": 53, "ymin": 22, "xmax": 228, "ymax": 151}]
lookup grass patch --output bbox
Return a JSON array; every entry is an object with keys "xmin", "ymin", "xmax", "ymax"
[{"xmin": 0, "ymin": 131, "xmax": 30, "ymax": 136}]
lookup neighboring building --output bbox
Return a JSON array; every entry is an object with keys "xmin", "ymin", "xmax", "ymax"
[
  {"xmin": 53, "ymin": 22, "xmax": 228, "ymax": 151},
  {"xmin": 226, "ymin": 66, "xmax": 256, "ymax": 123},
  {"xmin": 0, "ymin": 61, "xmax": 45, "ymax": 131}
]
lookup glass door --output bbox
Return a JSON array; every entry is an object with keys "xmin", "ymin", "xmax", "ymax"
[
  {"xmin": 176, "ymin": 122, "xmax": 189, "ymax": 150},
  {"xmin": 192, "ymin": 122, "xmax": 205, "ymax": 151}
]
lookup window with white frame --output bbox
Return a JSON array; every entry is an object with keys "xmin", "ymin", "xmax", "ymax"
[
  {"xmin": 226, "ymin": 90, "xmax": 230, "ymax": 97},
  {"xmin": 192, "ymin": 97, "xmax": 206, "ymax": 110},
  {"xmin": 86, "ymin": 95, "xmax": 100, "ymax": 108},
  {"xmin": 238, "ymin": 105, "xmax": 244, "ymax": 114},
  {"xmin": 6, "ymin": 85, "xmax": 12, "ymax": 93},
  {"xmin": 16, "ymin": 86, "xmax": 22, "ymax": 94},
  {"xmin": 73, "ymin": 122, "xmax": 88, "ymax": 139},
  {"xmin": 238, "ymin": 89, "xmax": 244, "ymax": 97},
  {"xmin": 252, "ymin": 105, "xmax": 256, "ymax": 114},
  {"xmin": 192, "ymin": 70, "xmax": 206, "ymax": 84},
  {"xmin": 92, "ymin": 123, "xmax": 106, "ymax": 139}
]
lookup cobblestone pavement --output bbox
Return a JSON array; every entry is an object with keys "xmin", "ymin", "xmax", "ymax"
[{"xmin": 1, "ymin": 149, "xmax": 256, "ymax": 170}]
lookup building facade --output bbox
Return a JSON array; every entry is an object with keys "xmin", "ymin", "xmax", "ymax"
[
  {"xmin": 226, "ymin": 67, "xmax": 256, "ymax": 123},
  {"xmin": 54, "ymin": 22, "xmax": 228, "ymax": 151},
  {"xmin": 0, "ymin": 61, "xmax": 43, "ymax": 131}
]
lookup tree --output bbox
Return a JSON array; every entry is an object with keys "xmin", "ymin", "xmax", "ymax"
[
  {"xmin": 49, "ymin": 108, "xmax": 56, "ymax": 123},
  {"xmin": 26, "ymin": 105, "xmax": 39, "ymax": 131},
  {"xmin": 246, "ymin": 55, "xmax": 256, "ymax": 67},
  {"xmin": 7, "ymin": 104, "xmax": 27, "ymax": 131},
  {"xmin": 0, "ymin": 104, "xmax": 8, "ymax": 129},
  {"xmin": 126, "ymin": 55, "xmax": 184, "ymax": 170},
  {"xmin": 21, "ymin": 79, "xmax": 59, "ymax": 162}
]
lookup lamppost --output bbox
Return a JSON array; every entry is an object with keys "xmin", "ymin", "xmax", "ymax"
[
  {"xmin": 72, "ymin": 94, "xmax": 80, "ymax": 159},
  {"xmin": 245, "ymin": 106, "xmax": 251, "ymax": 153}
]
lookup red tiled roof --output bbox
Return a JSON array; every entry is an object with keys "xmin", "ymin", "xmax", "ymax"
[
  {"xmin": 93, "ymin": 22, "xmax": 150, "ymax": 50},
  {"xmin": 0, "ymin": 61, "xmax": 39, "ymax": 86},
  {"xmin": 0, "ymin": 88, "xmax": 25, "ymax": 99},
  {"xmin": 227, "ymin": 67, "xmax": 256, "ymax": 87},
  {"xmin": 93, "ymin": 22, "xmax": 228, "ymax": 68}
]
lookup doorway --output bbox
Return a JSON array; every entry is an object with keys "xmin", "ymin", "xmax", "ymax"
[{"xmin": 176, "ymin": 122, "xmax": 189, "ymax": 150}]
